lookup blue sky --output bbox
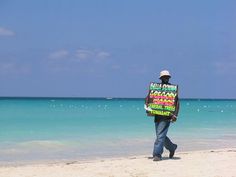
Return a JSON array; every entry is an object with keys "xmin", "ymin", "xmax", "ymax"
[{"xmin": 0, "ymin": 0, "xmax": 236, "ymax": 98}]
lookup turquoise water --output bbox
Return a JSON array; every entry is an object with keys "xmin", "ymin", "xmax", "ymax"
[{"xmin": 0, "ymin": 98, "xmax": 236, "ymax": 163}]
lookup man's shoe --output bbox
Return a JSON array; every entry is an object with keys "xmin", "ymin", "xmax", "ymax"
[
  {"xmin": 169, "ymin": 144, "xmax": 177, "ymax": 158},
  {"xmin": 153, "ymin": 156, "xmax": 162, "ymax": 161}
]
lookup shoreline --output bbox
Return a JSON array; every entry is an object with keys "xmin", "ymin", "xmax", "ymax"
[
  {"xmin": 0, "ymin": 147, "xmax": 235, "ymax": 166},
  {"xmin": 0, "ymin": 148, "xmax": 235, "ymax": 177},
  {"xmin": 0, "ymin": 138, "xmax": 235, "ymax": 166}
]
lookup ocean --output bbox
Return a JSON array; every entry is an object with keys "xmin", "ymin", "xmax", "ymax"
[{"xmin": 0, "ymin": 97, "xmax": 236, "ymax": 163}]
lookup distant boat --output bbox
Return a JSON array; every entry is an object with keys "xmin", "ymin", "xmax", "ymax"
[{"xmin": 106, "ymin": 97, "xmax": 113, "ymax": 100}]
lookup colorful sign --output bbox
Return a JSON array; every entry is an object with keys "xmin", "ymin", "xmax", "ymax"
[{"xmin": 146, "ymin": 82, "xmax": 178, "ymax": 116}]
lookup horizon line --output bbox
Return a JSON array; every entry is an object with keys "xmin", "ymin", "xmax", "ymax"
[{"xmin": 0, "ymin": 96, "xmax": 236, "ymax": 100}]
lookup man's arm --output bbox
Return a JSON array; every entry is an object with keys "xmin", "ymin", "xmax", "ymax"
[
  {"xmin": 171, "ymin": 96, "xmax": 180, "ymax": 122},
  {"xmin": 145, "ymin": 89, "xmax": 155, "ymax": 116},
  {"xmin": 174, "ymin": 97, "xmax": 180, "ymax": 116},
  {"xmin": 145, "ymin": 94, "xmax": 149, "ymax": 106}
]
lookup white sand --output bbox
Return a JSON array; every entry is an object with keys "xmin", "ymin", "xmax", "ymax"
[{"xmin": 0, "ymin": 148, "xmax": 235, "ymax": 177}]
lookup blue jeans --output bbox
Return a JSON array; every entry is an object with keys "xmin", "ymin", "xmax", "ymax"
[{"xmin": 153, "ymin": 120, "xmax": 176, "ymax": 158}]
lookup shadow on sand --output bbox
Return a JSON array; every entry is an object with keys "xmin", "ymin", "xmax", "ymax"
[{"xmin": 147, "ymin": 156, "xmax": 181, "ymax": 161}]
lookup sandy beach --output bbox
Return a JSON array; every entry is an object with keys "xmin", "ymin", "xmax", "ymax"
[{"xmin": 0, "ymin": 148, "xmax": 235, "ymax": 177}]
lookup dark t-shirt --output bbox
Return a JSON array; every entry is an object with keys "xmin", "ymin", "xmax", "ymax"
[{"xmin": 154, "ymin": 115, "xmax": 171, "ymax": 122}]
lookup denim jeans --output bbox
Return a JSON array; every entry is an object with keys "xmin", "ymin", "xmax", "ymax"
[{"xmin": 153, "ymin": 120, "xmax": 176, "ymax": 158}]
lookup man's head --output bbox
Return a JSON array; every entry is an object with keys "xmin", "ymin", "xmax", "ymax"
[{"xmin": 159, "ymin": 70, "xmax": 171, "ymax": 84}]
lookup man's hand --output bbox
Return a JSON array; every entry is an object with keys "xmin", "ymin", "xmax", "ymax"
[{"xmin": 170, "ymin": 115, "xmax": 177, "ymax": 122}]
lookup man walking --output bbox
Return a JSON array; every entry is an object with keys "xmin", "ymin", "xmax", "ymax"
[{"xmin": 145, "ymin": 70, "xmax": 180, "ymax": 161}]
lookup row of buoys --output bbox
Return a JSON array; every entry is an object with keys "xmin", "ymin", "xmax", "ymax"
[
  {"xmin": 196, "ymin": 108, "xmax": 224, "ymax": 113},
  {"xmin": 48, "ymin": 104, "xmax": 143, "ymax": 112}
]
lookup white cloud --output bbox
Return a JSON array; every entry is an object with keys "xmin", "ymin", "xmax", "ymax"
[
  {"xmin": 130, "ymin": 64, "xmax": 148, "ymax": 74},
  {"xmin": 96, "ymin": 51, "xmax": 111, "ymax": 59},
  {"xmin": 75, "ymin": 49, "xmax": 93, "ymax": 60},
  {"xmin": 111, "ymin": 65, "xmax": 121, "ymax": 70},
  {"xmin": 75, "ymin": 49, "xmax": 111, "ymax": 61},
  {"xmin": 49, "ymin": 65, "xmax": 71, "ymax": 73},
  {"xmin": 49, "ymin": 50, "xmax": 69, "ymax": 59},
  {"xmin": 0, "ymin": 62, "xmax": 30, "ymax": 75},
  {"xmin": 214, "ymin": 61, "xmax": 236, "ymax": 75},
  {"xmin": 0, "ymin": 62, "xmax": 14, "ymax": 71},
  {"xmin": 0, "ymin": 27, "xmax": 15, "ymax": 36},
  {"xmin": 49, "ymin": 48, "xmax": 111, "ymax": 62},
  {"xmin": 47, "ymin": 48, "xmax": 111, "ymax": 73}
]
